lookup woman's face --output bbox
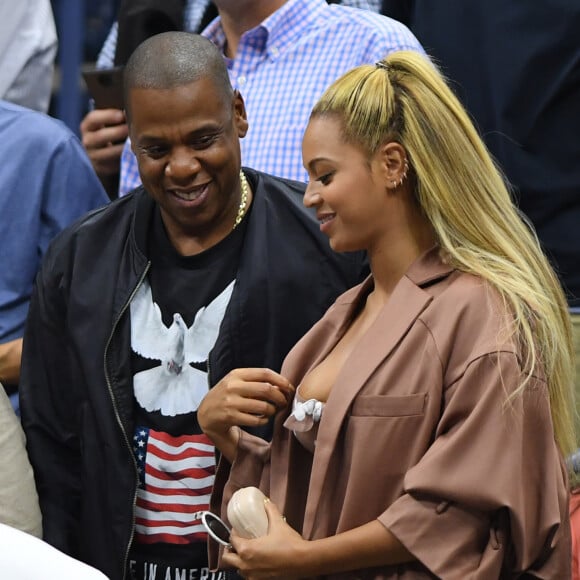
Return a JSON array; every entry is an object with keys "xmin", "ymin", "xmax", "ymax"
[{"xmin": 302, "ymin": 116, "xmax": 392, "ymax": 254}]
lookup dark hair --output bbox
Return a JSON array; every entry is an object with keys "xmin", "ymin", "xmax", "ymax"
[{"xmin": 123, "ymin": 31, "xmax": 233, "ymax": 119}]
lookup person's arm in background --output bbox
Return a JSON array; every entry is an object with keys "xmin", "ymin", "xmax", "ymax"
[
  {"xmin": 0, "ymin": 0, "xmax": 57, "ymax": 113},
  {"xmin": 0, "ymin": 339, "xmax": 22, "ymax": 386},
  {"xmin": 0, "ymin": 109, "xmax": 108, "ymax": 394},
  {"xmin": 38, "ymin": 123, "xmax": 110, "ymax": 245},
  {"xmin": 80, "ymin": 107, "xmax": 127, "ymax": 198},
  {"xmin": 0, "ymin": 3, "xmax": 30, "ymax": 95},
  {"xmin": 0, "ymin": 385, "xmax": 42, "ymax": 538}
]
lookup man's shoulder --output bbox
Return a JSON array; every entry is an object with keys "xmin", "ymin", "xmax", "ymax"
[
  {"xmin": 326, "ymin": 4, "xmax": 418, "ymax": 34},
  {"xmin": 246, "ymin": 168, "xmax": 314, "ymax": 221},
  {"xmin": 250, "ymin": 168, "xmax": 306, "ymax": 197},
  {"xmin": 0, "ymin": 100, "xmax": 82, "ymax": 154},
  {"xmin": 246, "ymin": 167, "xmax": 367, "ymax": 274},
  {"xmin": 46, "ymin": 191, "xmax": 141, "ymax": 259}
]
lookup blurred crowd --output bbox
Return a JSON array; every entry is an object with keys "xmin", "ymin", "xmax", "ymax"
[{"xmin": 1, "ymin": 1, "xmax": 580, "ymax": 579}]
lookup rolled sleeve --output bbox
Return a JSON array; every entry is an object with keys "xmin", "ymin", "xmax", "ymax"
[{"xmin": 380, "ymin": 353, "xmax": 570, "ymax": 577}]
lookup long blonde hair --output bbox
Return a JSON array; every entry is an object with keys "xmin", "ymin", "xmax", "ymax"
[{"xmin": 311, "ymin": 51, "xmax": 576, "ymax": 458}]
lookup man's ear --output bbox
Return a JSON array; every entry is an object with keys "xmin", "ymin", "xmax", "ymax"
[
  {"xmin": 129, "ymin": 117, "xmax": 137, "ymax": 155},
  {"xmin": 377, "ymin": 142, "xmax": 409, "ymax": 189},
  {"xmin": 233, "ymin": 90, "xmax": 249, "ymax": 138}
]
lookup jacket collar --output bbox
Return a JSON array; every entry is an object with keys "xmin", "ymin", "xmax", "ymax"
[{"xmin": 130, "ymin": 187, "xmax": 157, "ymax": 259}]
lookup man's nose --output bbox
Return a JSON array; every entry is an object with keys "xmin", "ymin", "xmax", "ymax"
[{"xmin": 165, "ymin": 147, "xmax": 201, "ymax": 179}]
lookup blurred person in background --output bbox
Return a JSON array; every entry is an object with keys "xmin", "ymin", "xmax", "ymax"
[
  {"xmin": 0, "ymin": 0, "xmax": 57, "ymax": 113},
  {"xmin": 0, "ymin": 100, "xmax": 109, "ymax": 411}
]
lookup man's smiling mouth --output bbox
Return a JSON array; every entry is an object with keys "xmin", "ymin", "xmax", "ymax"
[{"xmin": 169, "ymin": 183, "xmax": 209, "ymax": 202}]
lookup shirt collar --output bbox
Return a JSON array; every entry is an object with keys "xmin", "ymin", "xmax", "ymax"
[
  {"xmin": 405, "ymin": 246, "xmax": 455, "ymax": 287},
  {"xmin": 203, "ymin": 0, "xmax": 328, "ymax": 60},
  {"xmin": 202, "ymin": 16, "xmax": 227, "ymax": 50}
]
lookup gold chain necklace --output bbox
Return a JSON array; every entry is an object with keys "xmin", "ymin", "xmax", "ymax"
[{"xmin": 232, "ymin": 170, "xmax": 249, "ymax": 230}]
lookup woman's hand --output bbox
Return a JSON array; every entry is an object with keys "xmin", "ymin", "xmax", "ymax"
[
  {"xmin": 223, "ymin": 499, "xmax": 307, "ymax": 579},
  {"xmin": 198, "ymin": 368, "xmax": 294, "ymax": 462},
  {"xmin": 223, "ymin": 501, "xmax": 415, "ymax": 579}
]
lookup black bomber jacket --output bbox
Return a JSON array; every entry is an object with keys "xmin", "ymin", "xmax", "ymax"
[{"xmin": 19, "ymin": 168, "xmax": 367, "ymax": 580}]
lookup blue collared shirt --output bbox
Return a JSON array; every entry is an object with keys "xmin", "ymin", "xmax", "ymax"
[
  {"xmin": 0, "ymin": 100, "xmax": 109, "ymax": 343},
  {"xmin": 96, "ymin": 0, "xmax": 380, "ymax": 70},
  {"xmin": 119, "ymin": 0, "xmax": 423, "ymax": 195}
]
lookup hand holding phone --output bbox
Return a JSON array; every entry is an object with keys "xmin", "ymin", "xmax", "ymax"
[{"xmin": 82, "ymin": 66, "xmax": 125, "ymax": 110}]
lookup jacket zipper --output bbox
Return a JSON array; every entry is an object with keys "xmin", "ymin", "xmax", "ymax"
[
  {"xmin": 103, "ymin": 261, "xmax": 151, "ymax": 580},
  {"xmin": 206, "ymin": 355, "xmax": 213, "ymax": 391}
]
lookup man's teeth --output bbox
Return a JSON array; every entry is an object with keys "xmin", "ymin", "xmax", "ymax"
[
  {"xmin": 173, "ymin": 186, "xmax": 205, "ymax": 201},
  {"xmin": 321, "ymin": 214, "xmax": 335, "ymax": 224}
]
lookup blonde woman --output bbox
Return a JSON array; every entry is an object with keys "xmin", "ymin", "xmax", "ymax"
[{"xmin": 199, "ymin": 51, "xmax": 574, "ymax": 579}]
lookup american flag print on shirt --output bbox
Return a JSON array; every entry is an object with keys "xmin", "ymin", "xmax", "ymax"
[{"xmin": 133, "ymin": 428, "xmax": 216, "ymax": 544}]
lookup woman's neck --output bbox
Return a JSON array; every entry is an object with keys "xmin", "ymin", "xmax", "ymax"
[{"xmin": 368, "ymin": 216, "xmax": 437, "ymax": 303}]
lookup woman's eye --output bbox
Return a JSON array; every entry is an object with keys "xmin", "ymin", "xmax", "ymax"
[{"xmin": 318, "ymin": 172, "xmax": 334, "ymax": 185}]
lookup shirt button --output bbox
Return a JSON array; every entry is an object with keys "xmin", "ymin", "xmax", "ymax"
[
  {"xmin": 238, "ymin": 75, "xmax": 247, "ymax": 87},
  {"xmin": 271, "ymin": 46, "xmax": 279, "ymax": 57}
]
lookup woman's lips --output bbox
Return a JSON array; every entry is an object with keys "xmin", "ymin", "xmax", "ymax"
[{"xmin": 318, "ymin": 212, "xmax": 336, "ymax": 233}]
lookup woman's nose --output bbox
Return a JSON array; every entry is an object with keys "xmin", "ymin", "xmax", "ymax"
[{"xmin": 304, "ymin": 183, "xmax": 322, "ymax": 208}]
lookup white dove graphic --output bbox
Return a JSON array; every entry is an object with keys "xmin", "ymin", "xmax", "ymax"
[{"xmin": 130, "ymin": 279, "xmax": 235, "ymax": 416}]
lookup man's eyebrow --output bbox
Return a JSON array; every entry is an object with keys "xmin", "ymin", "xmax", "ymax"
[
  {"xmin": 137, "ymin": 124, "xmax": 224, "ymax": 144},
  {"xmin": 187, "ymin": 123, "xmax": 223, "ymax": 136}
]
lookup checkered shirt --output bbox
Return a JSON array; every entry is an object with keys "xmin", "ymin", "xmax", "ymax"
[{"xmin": 118, "ymin": 0, "xmax": 423, "ymax": 195}]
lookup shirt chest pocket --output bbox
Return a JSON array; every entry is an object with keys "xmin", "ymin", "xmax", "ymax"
[{"xmin": 350, "ymin": 393, "xmax": 427, "ymax": 417}]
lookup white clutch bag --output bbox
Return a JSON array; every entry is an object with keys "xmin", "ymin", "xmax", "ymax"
[{"xmin": 226, "ymin": 486, "xmax": 269, "ymax": 539}]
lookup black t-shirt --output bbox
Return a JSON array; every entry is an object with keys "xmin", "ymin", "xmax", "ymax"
[{"xmin": 127, "ymin": 208, "xmax": 246, "ymax": 580}]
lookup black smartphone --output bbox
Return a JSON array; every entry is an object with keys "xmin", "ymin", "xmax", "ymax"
[
  {"xmin": 201, "ymin": 511, "xmax": 232, "ymax": 547},
  {"xmin": 82, "ymin": 65, "xmax": 125, "ymax": 110}
]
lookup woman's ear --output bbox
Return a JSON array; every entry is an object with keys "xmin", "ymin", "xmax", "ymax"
[{"xmin": 378, "ymin": 142, "xmax": 409, "ymax": 190}]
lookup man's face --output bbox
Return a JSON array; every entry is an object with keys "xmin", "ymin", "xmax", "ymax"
[{"xmin": 129, "ymin": 78, "xmax": 248, "ymax": 253}]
